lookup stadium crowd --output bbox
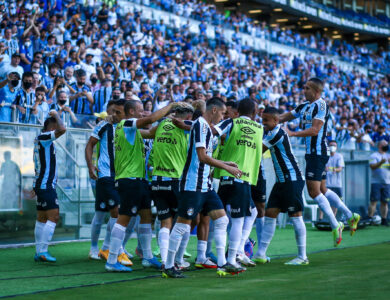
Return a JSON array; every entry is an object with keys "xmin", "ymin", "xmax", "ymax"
[{"xmin": 0, "ymin": 0, "xmax": 389, "ymax": 151}]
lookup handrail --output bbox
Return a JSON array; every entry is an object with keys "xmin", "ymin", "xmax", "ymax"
[
  {"xmin": 54, "ymin": 139, "xmax": 83, "ymax": 168},
  {"xmin": 0, "ymin": 121, "xmax": 93, "ymax": 133},
  {"xmin": 56, "ymin": 183, "xmax": 95, "ymax": 204}
]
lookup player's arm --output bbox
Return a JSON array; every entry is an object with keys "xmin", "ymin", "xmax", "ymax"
[
  {"xmin": 279, "ymin": 112, "xmax": 296, "ymax": 123},
  {"xmin": 212, "ymin": 119, "xmax": 233, "ymax": 137},
  {"xmin": 135, "ymin": 102, "xmax": 179, "ymax": 129},
  {"xmin": 172, "ymin": 118, "xmax": 192, "ymax": 131},
  {"xmin": 85, "ymin": 136, "xmax": 99, "ymax": 180},
  {"xmin": 139, "ymin": 125, "xmax": 158, "ymax": 139},
  {"xmin": 196, "ymin": 147, "xmax": 242, "ymax": 179},
  {"xmin": 262, "ymin": 144, "xmax": 268, "ymax": 153},
  {"xmin": 286, "ymin": 119, "xmax": 324, "ymax": 137},
  {"xmin": 49, "ymin": 110, "xmax": 66, "ymax": 138}
]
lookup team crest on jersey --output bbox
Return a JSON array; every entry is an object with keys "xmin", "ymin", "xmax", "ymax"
[
  {"xmin": 240, "ymin": 127, "xmax": 256, "ymax": 135},
  {"xmin": 132, "ymin": 206, "xmax": 137, "ymax": 214},
  {"xmin": 187, "ymin": 208, "xmax": 194, "ymax": 216},
  {"xmin": 163, "ymin": 124, "xmax": 175, "ymax": 131},
  {"xmin": 108, "ymin": 199, "xmax": 115, "ymax": 206},
  {"xmin": 100, "ymin": 202, "xmax": 106, "ymax": 209}
]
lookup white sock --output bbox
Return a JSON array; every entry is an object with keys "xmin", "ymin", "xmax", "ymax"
[
  {"xmin": 325, "ymin": 189, "xmax": 353, "ymax": 220},
  {"xmin": 102, "ymin": 217, "xmax": 117, "ymax": 251},
  {"xmin": 238, "ymin": 207, "xmax": 257, "ymax": 254},
  {"xmin": 138, "ymin": 223, "xmax": 153, "ymax": 259},
  {"xmin": 206, "ymin": 219, "xmax": 214, "ymax": 254},
  {"xmin": 257, "ymin": 217, "xmax": 276, "ymax": 258},
  {"xmin": 291, "ymin": 216, "xmax": 307, "ymax": 260},
  {"xmin": 255, "ymin": 217, "xmax": 264, "ymax": 252},
  {"xmin": 166, "ymin": 223, "xmax": 190, "ymax": 269},
  {"xmin": 108, "ymin": 223, "xmax": 126, "ymax": 264},
  {"xmin": 175, "ymin": 230, "xmax": 190, "ymax": 264},
  {"xmin": 158, "ymin": 227, "xmax": 170, "ymax": 264},
  {"xmin": 214, "ymin": 215, "xmax": 229, "ymax": 267},
  {"xmin": 41, "ymin": 220, "xmax": 56, "ymax": 253},
  {"xmin": 227, "ymin": 217, "xmax": 244, "ymax": 264},
  {"xmin": 91, "ymin": 211, "xmax": 105, "ymax": 251},
  {"xmin": 315, "ymin": 193, "xmax": 339, "ymax": 229},
  {"xmin": 34, "ymin": 221, "xmax": 45, "ymax": 253},
  {"xmin": 122, "ymin": 216, "xmax": 136, "ymax": 250},
  {"xmin": 196, "ymin": 240, "xmax": 207, "ymax": 263}
]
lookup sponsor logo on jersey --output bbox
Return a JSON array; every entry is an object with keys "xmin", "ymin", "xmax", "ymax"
[
  {"xmin": 131, "ymin": 206, "xmax": 137, "ymax": 214},
  {"xmin": 240, "ymin": 126, "xmax": 256, "ymax": 135},
  {"xmin": 288, "ymin": 206, "xmax": 295, "ymax": 212},
  {"xmin": 158, "ymin": 208, "xmax": 170, "ymax": 215},
  {"xmin": 108, "ymin": 199, "xmax": 115, "ymax": 206},
  {"xmin": 231, "ymin": 208, "xmax": 241, "ymax": 213},
  {"xmin": 163, "ymin": 124, "xmax": 175, "ymax": 131},
  {"xmin": 100, "ymin": 202, "xmax": 106, "ymax": 209}
]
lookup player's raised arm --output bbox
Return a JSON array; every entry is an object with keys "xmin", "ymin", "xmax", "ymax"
[
  {"xmin": 135, "ymin": 102, "xmax": 182, "ymax": 129},
  {"xmin": 48, "ymin": 110, "xmax": 66, "ymax": 138}
]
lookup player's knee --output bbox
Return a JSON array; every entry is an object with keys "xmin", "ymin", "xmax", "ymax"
[{"xmin": 214, "ymin": 215, "xmax": 229, "ymax": 230}]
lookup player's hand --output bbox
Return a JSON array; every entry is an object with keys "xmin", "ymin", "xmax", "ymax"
[
  {"xmin": 49, "ymin": 110, "xmax": 58, "ymax": 118},
  {"xmin": 225, "ymin": 161, "xmax": 238, "ymax": 168},
  {"xmin": 380, "ymin": 158, "xmax": 387, "ymax": 165},
  {"xmin": 105, "ymin": 115, "xmax": 114, "ymax": 124},
  {"xmin": 225, "ymin": 165, "xmax": 242, "ymax": 179},
  {"xmin": 88, "ymin": 166, "xmax": 99, "ymax": 180},
  {"xmin": 284, "ymin": 125, "xmax": 294, "ymax": 137}
]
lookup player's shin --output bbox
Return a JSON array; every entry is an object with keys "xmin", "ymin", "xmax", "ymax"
[{"xmin": 213, "ymin": 215, "xmax": 229, "ymax": 267}]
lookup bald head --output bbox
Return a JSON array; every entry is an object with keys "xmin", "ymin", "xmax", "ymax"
[{"xmin": 378, "ymin": 140, "xmax": 388, "ymax": 153}]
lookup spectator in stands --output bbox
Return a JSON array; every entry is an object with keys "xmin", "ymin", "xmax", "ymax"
[
  {"xmin": 50, "ymin": 90, "xmax": 78, "ymax": 124},
  {"xmin": 69, "ymin": 69, "xmax": 93, "ymax": 115},
  {"xmin": 368, "ymin": 140, "xmax": 390, "ymax": 226},
  {"xmin": 0, "ymin": 72, "xmax": 20, "ymax": 122},
  {"xmin": 0, "ymin": 53, "xmax": 23, "ymax": 80},
  {"xmin": 359, "ymin": 125, "xmax": 375, "ymax": 151},
  {"xmin": 12, "ymin": 72, "xmax": 35, "ymax": 124},
  {"xmin": 33, "ymin": 86, "xmax": 50, "ymax": 125},
  {"xmin": 372, "ymin": 125, "xmax": 390, "ymax": 143}
]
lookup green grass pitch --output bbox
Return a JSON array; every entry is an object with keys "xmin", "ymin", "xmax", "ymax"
[{"xmin": 1, "ymin": 225, "xmax": 389, "ymax": 299}]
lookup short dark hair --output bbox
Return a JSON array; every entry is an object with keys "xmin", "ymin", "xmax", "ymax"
[
  {"xmin": 43, "ymin": 117, "xmax": 57, "ymax": 131},
  {"xmin": 206, "ymin": 97, "xmax": 225, "ymax": 111},
  {"xmin": 226, "ymin": 101, "xmax": 238, "ymax": 110},
  {"xmin": 124, "ymin": 100, "xmax": 141, "ymax": 115},
  {"xmin": 308, "ymin": 77, "xmax": 324, "ymax": 91},
  {"xmin": 238, "ymin": 98, "xmax": 256, "ymax": 116},
  {"xmin": 22, "ymin": 72, "xmax": 34, "ymax": 80},
  {"xmin": 263, "ymin": 106, "xmax": 280, "ymax": 116},
  {"xmin": 36, "ymin": 86, "xmax": 45, "ymax": 93},
  {"xmin": 111, "ymin": 99, "xmax": 126, "ymax": 107}
]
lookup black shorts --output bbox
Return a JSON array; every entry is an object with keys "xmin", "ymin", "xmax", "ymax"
[
  {"xmin": 251, "ymin": 175, "xmax": 267, "ymax": 203},
  {"xmin": 370, "ymin": 183, "xmax": 390, "ymax": 203},
  {"xmin": 151, "ymin": 179, "xmax": 179, "ymax": 221},
  {"xmin": 218, "ymin": 178, "xmax": 253, "ymax": 218},
  {"xmin": 178, "ymin": 190, "xmax": 224, "ymax": 220},
  {"xmin": 267, "ymin": 180, "xmax": 305, "ymax": 214},
  {"xmin": 328, "ymin": 187, "xmax": 342, "ymax": 199},
  {"xmin": 116, "ymin": 179, "xmax": 152, "ymax": 216},
  {"xmin": 96, "ymin": 177, "xmax": 120, "ymax": 212},
  {"xmin": 34, "ymin": 188, "xmax": 59, "ymax": 211},
  {"xmin": 305, "ymin": 154, "xmax": 329, "ymax": 181}
]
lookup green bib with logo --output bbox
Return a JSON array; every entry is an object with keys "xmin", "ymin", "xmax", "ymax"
[
  {"xmin": 152, "ymin": 118, "xmax": 189, "ymax": 178},
  {"xmin": 114, "ymin": 119, "xmax": 145, "ymax": 180},
  {"xmin": 219, "ymin": 117, "xmax": 263, "ymax": 185}
]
